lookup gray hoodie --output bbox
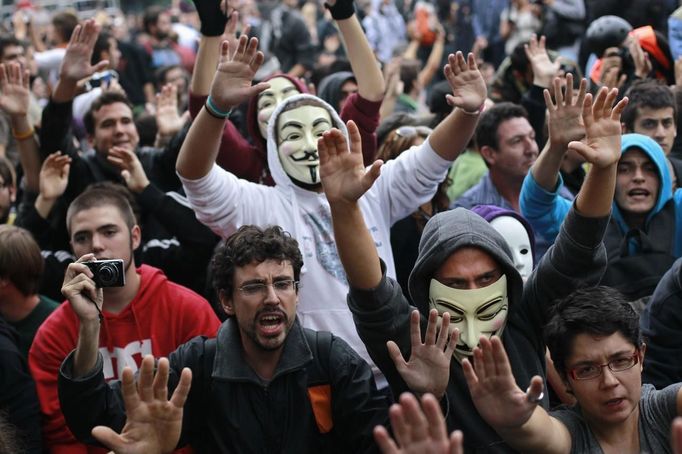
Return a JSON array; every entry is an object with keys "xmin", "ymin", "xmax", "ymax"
[{"xmin": 349, "ymin": 205, "xmax": 608, "ymax": 453}]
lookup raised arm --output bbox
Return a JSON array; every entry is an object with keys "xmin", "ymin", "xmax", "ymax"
[
  {"xmin": 462, "ymin": 336, "xmax": 570, "ymax": 454},
  {"xmin": 428, "ymin": 52, "xmax": 487, "ymax": 161},
  {"xmin": 176, "ymin": 35, "xmax": 269, "ymax": 180}
]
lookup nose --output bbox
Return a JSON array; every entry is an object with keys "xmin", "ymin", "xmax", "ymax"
[
  {"xmin": 599, "ymin": 366, "xmax": 620, "ymax": 388},
  {"xmin": 459, "ymin": 318, "xmax": 477, "ymax": 349},
  {"xmin": 654, "ymin": 122, "xmax": 666, "ymax": 139},
  {"xmin": 91, "ymin": 233, "xmax": 105, "ymax": 254},
  {"xmin": 632, "ymin": 166, "xmax": 646, "ymax": 182},
  {"xmin": 114, "ymin": 120, "xmax": 126, "ymax": 135},
  {"xmin": 263, "ymin": 283, "xmax": 280, "ymax": 303}
]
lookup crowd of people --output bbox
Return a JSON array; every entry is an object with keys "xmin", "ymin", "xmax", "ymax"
[{"xmin": 4, "ymin": 0, "xmax": 682, "ymax": 452}]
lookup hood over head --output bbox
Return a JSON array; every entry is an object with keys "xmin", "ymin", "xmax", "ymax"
[
  {"xmin": 247, "ymin": 73, "xmax": 309, "ymax": 153},
  {"xmin": 408, "ymin": 207, "xmax": 524, "ymax": 316},
  {"xmin": 317, "ymin": 71, "xmax": 356, "ymax": 111},
  {"xmin": 612, "ymin": 133, "xmax": 672, "ymax": 229},
  {"xmin": 266, "ymin": 93, "xmax": 347, "ymax": 189}
]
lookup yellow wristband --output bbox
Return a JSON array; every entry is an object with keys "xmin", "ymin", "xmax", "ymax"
[{"xmin": 12, "ymin": 127, "xmax": 34, "ymax": 140}]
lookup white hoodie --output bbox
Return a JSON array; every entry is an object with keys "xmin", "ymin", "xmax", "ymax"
[{"xmin": 179, "ymin": 94, "xmax": 451, "ymax": 387}]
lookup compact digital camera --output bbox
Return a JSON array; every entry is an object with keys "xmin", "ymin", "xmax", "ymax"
[
  {"xmin": 85, "ymin": 259, "xmax": 125, "ymax": 288},
  {"xmin": 85, "ymin": 70, "xmax": 119, "ymax": 91}
]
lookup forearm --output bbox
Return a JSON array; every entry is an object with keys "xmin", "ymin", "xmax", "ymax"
[
  {"xmin": 497, "ymin": 408, "xmax": 569, "ymax": 454},
  {"xmin": 530, "ymin": 142, "xmax": 565, "ymax": 191},
  {"xmin": 34, "ymin": 194, "xmax": 57, "ymax": 219},
  {"xmin": 330, "ymin": 202, "xmax": 382, "ymax": 289},
  {"xmin": 176, "ymin": 107, "xmax": 226, "ymax": 180},
  {"xmin": 575, "ymin": 163, "xmax": 616, "ymax": 217},
  {"xmin": 338, "ymin": 15, "xmax": 385, "ymax": 101},
  {"xmin": 429, "ymin": 109, "xmax": 479, "ymax": 161},
  {"xmin": 51, "ymin": 78, "xmax": 79, "ymax": 104},
  {"xmin": 11, "ymin": 115, "xmax": 41, "ymax": 192},
  {"xmin": 73, "ymin": 320, "xmax": 101, "ymax": 378},
  {"xmin": 419, "ymin": 37, "xmax": 445, "ymax": 89},
  {"xmin": 191, "ymin": 36, "xmax": 222, "ymax": 96}
]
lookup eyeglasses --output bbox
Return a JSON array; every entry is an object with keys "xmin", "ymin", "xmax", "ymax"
[
  {"xmin": 237, "ymin": 279, "xmax": 299, "ymax": 298},
  {"xmin": 568, "ymin": 352, "xmax": 640, "ymax": 380},
  {"xmin": 393, "ymin": 126, "xmax": 433, "ymax": 141}
]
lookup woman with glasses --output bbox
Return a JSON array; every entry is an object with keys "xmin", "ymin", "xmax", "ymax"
[{"xmin": 462, "ymin": 286, "xmax": 681, "ymax": 454}]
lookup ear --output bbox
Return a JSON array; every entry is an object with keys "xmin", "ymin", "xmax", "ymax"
[
  {"xmin": 621, "ymin": 122, "xmax": 630, "ymax": 134},
  {"xmin": 639, "ymin": 343, "xmax": 647, "ymax": 371},
  {"xmin": 8, "ymin": 184, "xmax": 15, "ymax": 203},
  {"xmin": 130, "ymin": 225, "xmax": 142, "ymax": 251},
  {"xmin": 219, "ymin": 290, "xmax": 235, "ymax": 316},
  {"xmin": 479, "ymin": 145, "xmax": 496, "ymax": 166}
]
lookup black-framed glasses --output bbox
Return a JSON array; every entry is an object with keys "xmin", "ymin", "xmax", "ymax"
[
  {"xmin": 237, "ymin": 279, "xmax": 299, "ymax": 298},
  {"xmin": 568, "ymin": 352, "xmax": 640, "ymax": 380},
  {"xmin": 393, "ymin": 125, "xmax": 433, "ymax": 141}
]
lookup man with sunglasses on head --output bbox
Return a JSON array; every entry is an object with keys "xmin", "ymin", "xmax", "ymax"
[{"xmin": 57, "ymin": 225, "xmax": 389, "ymax": 453}]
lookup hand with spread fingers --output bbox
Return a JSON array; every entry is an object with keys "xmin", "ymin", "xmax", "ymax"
[
  {"xmin": 318, "ymin": 120, "xmax": 383, "ymax": 205},
  {"xmin": 91, "ymin": 356, "xmax": 192, "ymax": 454},
  {"xmin": 387, "ymin": 309, "xmax": 459, "ymax": 400},
  {"xmin": 155, "ymin": 84, "xmax": 187, "ymax": 138},
  {"xmin": 58, "ymin": 19, "xmax": 109, "ymax": 84},
  {"xmin": 0, "ymin": 62, "xmax": 30, "ymax": 117},
  {"xmin": 374, "ymin": 393, "xmax": 464, "ymax": 454},
  {"xmin": 566, "ymin": 86, "xmax": 628, "ymax": 169},
  {"xmin": 525, "ymin": 34, "xmax": 561, "ymax": 88},
  {"xmin": 544, "ymin": 74, "xmax": 588, "ymax": 150},
  {"xmin": 462, "ymin": 336, "xmax": 544, "ymax": 431},
  {"xmin": 39, "ymin": 151, "xmax": 71, "ymax": 201},
  {"xmin": 207, "ymin": 35, "xmax": 270, "ymax": 113},
  {"xmin": 443, "ymin": 51, "xmax": 487, "ymax": 113}
]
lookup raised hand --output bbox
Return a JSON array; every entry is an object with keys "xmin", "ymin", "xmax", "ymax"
[
  {"xmin": 0, "ymin": 62, "xmax": 30, "ymax": 117},
  {"xmin": 91, "ymin": 355, "xmax": 192, "ymax": 454},
  {"xmin": 462, "ymin": 336, "xmax": 544, "ymax": 431},
  {"xmin": 107, "ymin": 147, "xmax": 150, "ymax": 193},
  {"xmin": 319, "ymin": 120, "xmax": 382, "ymax": 205},
  {"xmin": 39, "ymin": 151, "xmax": 71, "ymax": 200},
  {"xmin": 388, "ymin": 309, "xmax": 458, "ymax": 399},
  {"xmin": 544, "ymin": 74, "xmax": 587, "ymax": 149},
  {"xmin": 567, "ymin": 86, "xmax": 628, "ymax": 169},
  {"xmin": 155, "ymin": 84, "xmax": 187, "ymax": 137},
  {"xmin": 58, "ymin": 19, "xmax": 109, "ymax": 84},
  {"xmin": 61, "ymin": 253, "xmax": 103, "ymax": 323},
  {"xmin": 443, "ymin": 51, "xmax": 487, "ymax": 113},
  {"xmin": 625, "ymin": 35, "xmax": 652, "ymax": 79},
  {"xmin": 208, "ymin": 35, "xmax": 269, "ymax": 112},
  {"xmin": 524, "ymin": 34, "xmax": 561, "ymax": 88},
  {"xmin": 374, "ymin": 393, "xmax": 463, "ymax": 454}
]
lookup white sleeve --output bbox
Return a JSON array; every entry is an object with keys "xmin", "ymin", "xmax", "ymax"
[{"xmin": 369, "ymin": 138, "xmax": 452, "ymax": 225}]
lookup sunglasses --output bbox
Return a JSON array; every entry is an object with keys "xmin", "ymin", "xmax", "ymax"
[{"xmin": 393, "ymin": 125, "xmax": 433, "ymax": 140}]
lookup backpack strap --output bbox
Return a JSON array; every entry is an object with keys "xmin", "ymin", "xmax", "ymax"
[{"xmin": 304, "ymin": 329, "xmax": 334, "ymax": 434}]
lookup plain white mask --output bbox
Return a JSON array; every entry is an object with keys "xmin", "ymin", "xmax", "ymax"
[
  {"xmin": 276, "ymin": 104, "xmax": 332, "ymax": 185},
  {"xmin": 489, "ymin": 216, "xmax": 533, "ymax": 282}
]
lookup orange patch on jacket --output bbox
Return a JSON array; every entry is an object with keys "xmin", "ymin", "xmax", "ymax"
[{"xmin": 307, "ymin": 384, "xmax": 333, "ymax": 433}]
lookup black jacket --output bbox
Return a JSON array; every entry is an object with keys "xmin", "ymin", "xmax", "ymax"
[{"xmin": 58, "ymin": 318, "xmax": 388, "ymax": 453}]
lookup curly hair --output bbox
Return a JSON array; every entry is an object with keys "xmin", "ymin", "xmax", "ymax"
[{"xmin": 211, "ymin": 225, "xmax": 303, "ymax": 297}]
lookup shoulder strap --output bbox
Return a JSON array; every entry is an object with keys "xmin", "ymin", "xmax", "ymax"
[{"xmin": 304, "ymin": 329, "xmax": 333, "ymax": 386}]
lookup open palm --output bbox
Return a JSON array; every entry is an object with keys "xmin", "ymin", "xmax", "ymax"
[
  {"xmin": 319, "ymin": 120, "xmax": 382, "ymax": 204},
  {"xmin": 0, "ymin": 63, "xmax": 29, "ymax": 117},
  {"xmin": 444, "ymin": 52, "xmax": 487, "ymax": 112},
  {"xmin": 59, "ymin": 19, "xmax": 108, "ymax": 82}
]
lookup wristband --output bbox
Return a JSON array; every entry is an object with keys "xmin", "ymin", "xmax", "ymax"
[
  {"xmin": 325, "ymin": 0, "xmax": 355, "ymax": 20},
  {"xmin": 461, "ymin": 102, "xmax": 485, "ymax": 116},
  {"xmin": 12, "ymin": 127, "xmax": 34, "ymax": 140},
  {"xmin": 205, "ymin": 96, "xmax": 232, "ymax": 119}
]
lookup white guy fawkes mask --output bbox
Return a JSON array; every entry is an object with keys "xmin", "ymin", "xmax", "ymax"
[
  {"xmin": 276, "ymin": 104, "xmax": 332, "ymax": 185},
  {"xmin": 489, "ymin": 216, "xmax": 533, "ymax": 282},
  {"xmin": 429, "ymin": 275, "xmax": 508, "ymax": 364},
  {"xmin": 257, "ymin": 76, "xmax": 300, "ymax": 138}
]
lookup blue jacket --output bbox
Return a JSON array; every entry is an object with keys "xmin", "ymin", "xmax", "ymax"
[{"xmin": 521, "ymin": 134, "xmax": 682, "ymax": 257}]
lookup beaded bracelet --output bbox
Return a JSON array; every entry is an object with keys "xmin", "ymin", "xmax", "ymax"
[{"xmin": 205, "ymin": 96, "xmax": 232, "ymax": 119}]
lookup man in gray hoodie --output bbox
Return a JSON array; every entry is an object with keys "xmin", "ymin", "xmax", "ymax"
[{"xmin": 320, "ymin": 83, "xmax": 627, "ymax": 452}]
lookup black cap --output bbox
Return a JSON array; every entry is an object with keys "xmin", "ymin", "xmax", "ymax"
[{"xmin": 585, "ymin": 15, "xmax": 633, "ymax": 57}]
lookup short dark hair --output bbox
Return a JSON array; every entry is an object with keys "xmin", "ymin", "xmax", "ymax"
[
  {"xmin": 0, "ymin": 225, "xmax": 43, "ymax": 296},
  {"xmin": 621, "ymin": 79, "xmax": 677, "ymax": 131},
  {"xmin": 52, "ymin": 11, "xmax": 79, "ymax": 43},
  {"xmin": 91, "ymin": 31, "xmax": 112, "ymax": 66},
  {"xmin": 83, "ymin": 91, "xmax": 134, "ymax": 135},
  {"xmin": 66, "ymin": 182, "xmax": 137, "ymax": 235},
  {"xmin": 0, "ymin": 156, "xmax": 14, "ymax": 188},
  {"xmin": 475, "ymin": 102, "xmax": 528, "ymax": 151},
  {"xmin": 210, "ymin": 225, "xmax": 303, "ymax": 298},
  {"xmin": 544, "ymin": 286, "xmax": 643, "ymax": 379},
  {"xmin": 0, "ymin": 35, "xmax": 24, "ymax": 61},
  {"xmin": 400, "ymin": 59, "xmax": 421, "ymax": 94}
]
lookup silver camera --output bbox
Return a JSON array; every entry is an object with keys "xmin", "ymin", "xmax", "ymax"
[{"xmin": 85, "ymin": 259, "xmax": 125, "ymax": 288}]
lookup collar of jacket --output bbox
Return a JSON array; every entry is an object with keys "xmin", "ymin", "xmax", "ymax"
[{"xmin": 212, "ymin": 317, "xmax": 314, "ymax": 383}]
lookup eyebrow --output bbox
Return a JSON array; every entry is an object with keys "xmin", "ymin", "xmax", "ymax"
[
  {"xmin": 73, "ymin": 223, "xmax": 119, "ymax": 237},
  {"xmin": 570, "ymin": 349, "xmax": 635, "ymax": 366},
  {"xmin": 281, "ymin": 121, "xmax": 303, "ymax": 130},
  {"xmin": 313, "ymin": 118, "xmax": 331, "ymax": 127},
  {"xmin": 239, "ymin": 274, "xmax": 294, "ymax": 286}
]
